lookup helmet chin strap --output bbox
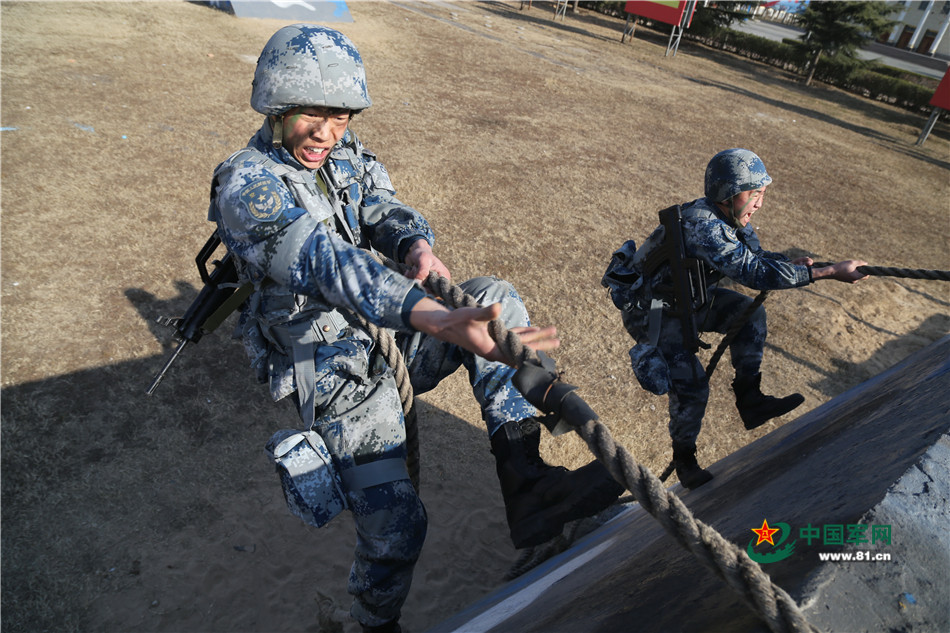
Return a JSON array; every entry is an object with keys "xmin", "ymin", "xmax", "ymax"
[
  {"xmin": 727, "ymin": 194, "xmax": 755, "ymax": 229},
  {"xmin": 716, "ymin": 197, "xmax": 742, "ymax": 229},
  {"xmin": 271, "ymin": 115, "xmax": 284, "ymax": 149},
  {"xmin": 730, "ymin": 198, "xmax": 742, "ymax": 228}
]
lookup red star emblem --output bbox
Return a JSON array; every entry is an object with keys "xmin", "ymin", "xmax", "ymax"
[{"xmin": 751, "ymin": 519, "xmax": 780, "ymax": 546}]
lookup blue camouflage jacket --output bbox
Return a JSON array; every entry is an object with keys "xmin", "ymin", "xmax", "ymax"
[
  {"xmin": 209, "ymin": 122, "xmax": 431, "ymax": 400},
  {"xmin": 609, "ymin": 197, "xmax": 813, "ymax": 322},
  {"xmin": 677, "ymin": 196, "xmax": 811, "ymax": 291}
]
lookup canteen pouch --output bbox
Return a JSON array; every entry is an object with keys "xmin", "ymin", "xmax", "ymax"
[{"xmin": 266, "ymin": 429, "xmax": 346, "ymax": 528}]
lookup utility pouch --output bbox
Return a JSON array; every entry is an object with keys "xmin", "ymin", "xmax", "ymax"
[
  {"xmin": 265, "ymin": 429, "xmax": 346, "ymax": 528},
  {"xmin": 629, "ymin": 343, "xmax": 671, "ymax": 396}
]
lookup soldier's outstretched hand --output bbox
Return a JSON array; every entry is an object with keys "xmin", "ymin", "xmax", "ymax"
[{"xmin": 408, "ymin": 299, "xmax": 559, "ymax": 367}]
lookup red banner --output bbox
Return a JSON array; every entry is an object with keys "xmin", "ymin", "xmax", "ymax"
[
  {"xmin": 624, "ymin": 1, "xmax": 688, "ymax": 27},
  {"xmin": 929, "ymin": 68, "xmax": 950, "ymax": 110}
]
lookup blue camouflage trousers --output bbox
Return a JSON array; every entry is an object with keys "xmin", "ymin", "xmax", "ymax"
[
  {"xmin": 300, "ymin": 276, "xmax": 537, "ymax": 627},
  {"xmin": 625, "ymin": 287, "xmax": 767, "ymax": 445}
]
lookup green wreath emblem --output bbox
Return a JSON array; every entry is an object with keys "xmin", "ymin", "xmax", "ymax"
[{"xmin": 747, "ymin": 522, "xmax": 796, "ymax": 564}]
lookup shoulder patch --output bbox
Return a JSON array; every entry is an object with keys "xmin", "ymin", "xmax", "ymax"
[{"xmin": 239, "ymin": 179, "xmax": 285, "ymax": 222}]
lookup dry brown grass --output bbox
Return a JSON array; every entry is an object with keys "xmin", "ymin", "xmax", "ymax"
[{"xmin": 2, "ymin": 2, "xmax": 948, "ymax": 632}]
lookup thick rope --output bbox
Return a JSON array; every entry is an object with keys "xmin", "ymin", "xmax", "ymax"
[
  {"xmin": 401, "ymin": 260, "xmax": 947, "ymax": 622},
  {"xmin": 419, "ymin": 268, "xmax": 816, "ymax": 633},
  {"xmin": 704, "ymin": 263, "xmax": 950, "ymax": 379},
  {"xmin": 813, "ymin": 264, "xmax": 950, "ymax": 281},
  {"xmin": 574, "ymin": 418, "xmax": 814, "ymax": 633},
  {"xmin": 325, "ymin": 253, "xmax": 944, "ymax": 622}
]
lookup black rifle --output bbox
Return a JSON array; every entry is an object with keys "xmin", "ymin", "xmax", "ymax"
[
  {"xmin": 641, "ymin": 205, "xmax": 709, "ymax": 354},
  {"xmin": 146, "ymin": 233, "xmax": 251, "ymax": 395}
]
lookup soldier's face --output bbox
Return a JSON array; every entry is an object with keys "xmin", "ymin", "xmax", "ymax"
[
  {"xmin": 728, "ymin": 187, "xmax": 767, "ymax": 227},
  {"xmin": 281, "ymin": 106, "xmax": 351, "ymax": 169}
]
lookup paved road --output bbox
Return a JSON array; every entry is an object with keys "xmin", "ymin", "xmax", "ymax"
[{"xmin": 729, "ymin": 18, "xmax": 948, "ymax": 80}]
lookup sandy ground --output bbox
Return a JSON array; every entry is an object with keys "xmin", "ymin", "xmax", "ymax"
[{"xmin": 1, "ymin": 2, "xmax": 948, "ymax": 632}]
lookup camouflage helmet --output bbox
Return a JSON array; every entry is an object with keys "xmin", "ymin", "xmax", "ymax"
[
  {"xmin": 251, "ymin": 24, "xmax": 372, "ymax": 116},
  {"xmin": 704, "ymin": 148, "xmax": 772, "ymax": 202}
]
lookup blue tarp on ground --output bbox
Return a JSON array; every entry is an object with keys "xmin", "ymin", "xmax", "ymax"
[{"xmin": 207, "ymin": 0, "xmax": 353, "ymax": 23}]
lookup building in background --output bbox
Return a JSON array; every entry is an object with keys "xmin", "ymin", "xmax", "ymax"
[
  {"xmin": 883, "ymin": 0, "xmax": 950, "ymax": 58},
  {"xmin": 752, "ymin": 0, "xmax": 948, "ymax": 62}
]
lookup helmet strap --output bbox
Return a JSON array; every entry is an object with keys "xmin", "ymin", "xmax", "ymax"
[
  {"xmin": 729, "ymin": 195, "xmax": 755, "ymax": 228},
  {"xmin": 271, "ymin": 116, "xmax": 284, "ymax": 149},
  {"xmin": 716, "ymin": 196, "xmax": 744, "ymax": 229}
]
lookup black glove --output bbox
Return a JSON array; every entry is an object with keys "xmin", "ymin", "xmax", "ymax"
[{"xmin": 512, "ymin": 352, "xmax": 599, "ymax": 436}]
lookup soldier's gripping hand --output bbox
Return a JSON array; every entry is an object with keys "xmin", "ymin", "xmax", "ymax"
[
  {"xmin": 811, "ymin": 259, "xmax": 869, "ymax": 284},
  {"xmin": 404, "ymin": 239, "xmax": 451, "ymax": 282}
]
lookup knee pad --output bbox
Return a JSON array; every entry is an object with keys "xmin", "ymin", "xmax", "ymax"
[{"xmin": 459, "ymin": 277, "xmax": 530, "ymax": 328}]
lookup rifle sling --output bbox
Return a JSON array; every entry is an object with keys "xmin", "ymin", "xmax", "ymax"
[{"xmin": 647, "ymin": 298, "xmax": 665, "ymax": 347}]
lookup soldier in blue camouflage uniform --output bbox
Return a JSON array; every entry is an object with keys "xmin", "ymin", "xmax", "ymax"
[
  {"xmin": 617, "ymin": 149, "xmax": 867, "ymax": 489},
  {"xmin": 210, "ymin": 25, "xmax": 622, "ymax": 633}
]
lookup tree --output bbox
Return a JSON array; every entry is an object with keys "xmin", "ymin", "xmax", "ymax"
[
  {"xmin": 798, "ymin": 1, "xmax": 896, "ymax": 86},
  {"xmin": 690, "ymin": 2, "xmax": 761, "ymax": 39}
]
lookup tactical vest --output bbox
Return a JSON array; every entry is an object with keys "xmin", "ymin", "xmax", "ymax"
[
  {"xmin": 211, "ymin": 144, "xmax": 410, "ymax": 521},
  {"xmin": 210, "ymin": 147, "xmax": 357, "ymax": 424}
]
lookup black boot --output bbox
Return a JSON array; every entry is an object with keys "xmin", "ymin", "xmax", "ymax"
[
  {"xmin": 672, "ymin": 441, "xmax": 713, "ymax": 490},
  {"xmin": 733, "ymin": 374, "xmax": 804, "ymax": 430},
  {"xmin": 491, "ymin": 419, "xmax": 624, "ymax": 549}
]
